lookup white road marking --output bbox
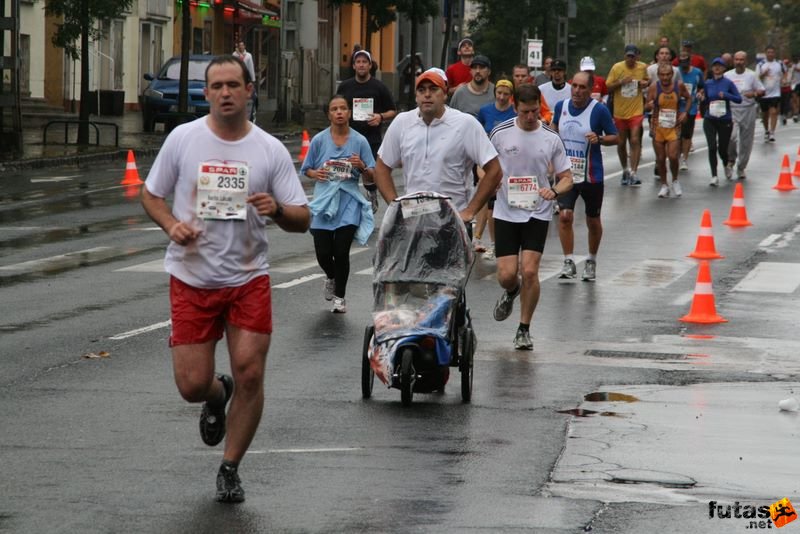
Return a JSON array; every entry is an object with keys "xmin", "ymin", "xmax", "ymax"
[
  {"xmin": 356, "ymin": 267, "xmax": 373, "ymax": 275},
  {"xmin": 671, "ymin": 291, "xmax": 695, "ymax": 307},
  {"xmin": 0, "ymin": 246, "xmax": 112, "ymax": 271},
  {"xmin": 272, "ymin": 273, "xmax": 325, "ymax": 288},
  {"xmin": 109, "ymin": 320, "xmax": 171, "ymax": 340},
  {"xmin": 270, "ymin": 259, "xmax": 322, "ymax": 273},
  {"xmin": 258, "ymin": 447, "xmax": 363, "ymax": 454},
  {"xmin": 30, "ymin": 176, "xmax": 79, "ymax": 183},
  {"xmin": 758, "ymin": 234, "xmax": 781, "ymax": 248},
  {"xmin": 115, "ymin": 259, "xmax": 164, "ymax": 272},
  {"xmin": 732, "ymin": 262, "xmax": 800, "ymax": 293}
]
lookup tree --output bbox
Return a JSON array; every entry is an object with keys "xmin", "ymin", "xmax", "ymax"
[
  {"xmin": 45, "ymin": 0, "xmax": 134, "ymax": 145},
  {"xmin": 659, "ymin": 0, "xmax": 770, "ymax": 60},
  {"xmin": 469, "ymin": 0, "xmax": 629, "ymax": 78}
]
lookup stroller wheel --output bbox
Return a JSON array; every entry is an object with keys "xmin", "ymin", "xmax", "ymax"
[
  {"xmin": 399, "ymin": 347, "xmax": 415, "ymax": 406},
  {"xmin": 361, "ymin": 325, "xmax": 375, "ymax": 399},
  {"xmin": 460, "ymin": 327, "xmax": 475, "ymax": 403}
]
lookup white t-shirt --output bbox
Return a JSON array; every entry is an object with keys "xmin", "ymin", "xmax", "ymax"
[
  {"xmin": 724, "ymin": 69, "xmax": 764, "ymax": 108},
  {"xmin": 646, "ymin": 63, "xmax": 681, "ymax": 86},
  {"xmin": 758, "ymin": 60, "xmax": 783, "ymax": 98},
  {"xmin": 145, "ymin": 117, "xmax": 308, "ymax": 288},
  {"xmin": 378, "ymin": 106, "xmax": 498, "ymax": 210},
  {"xmin": 489, "ymin": 118, "xmax": 570, "ymax": 223},
  {"xmin": 538, "ymin": 82, "xmax": 571, "ymax": 113},
  {"xmin": 233, "ymin": 50, "xmax": 256, "ymax": 83}
]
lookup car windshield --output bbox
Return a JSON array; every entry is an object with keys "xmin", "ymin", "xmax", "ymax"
[{"xmin": 159, "ymin": 59, "xmax": 209, "ymax": 81}]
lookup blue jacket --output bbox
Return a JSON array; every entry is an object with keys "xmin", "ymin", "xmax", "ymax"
[
  {"xmin": 703, "ymin": 76, "xmax": 742, "ymax": 121},
  {"xmin": 308, "ymin": 179, "xmax": 374, "ymax": 245}
]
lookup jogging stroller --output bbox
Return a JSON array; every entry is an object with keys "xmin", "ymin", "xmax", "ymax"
[{"xmin": 361, "ymin": 192, "xmax": 477, "ymax": 405}]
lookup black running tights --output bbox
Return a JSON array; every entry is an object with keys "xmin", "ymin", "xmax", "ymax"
[
  {"xmin": 311, "ymin": 225, "xmax": 358, "ymax": 298},
  {"xmin": 703, "ymin": 118, "xmax": 733, "ymax": 176}
]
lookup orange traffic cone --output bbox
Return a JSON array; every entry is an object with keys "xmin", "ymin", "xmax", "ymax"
[
  {"xmin": 723, "ymin": 183, "xmax": 752, "ymax": 227},
  {"xmin": 679, "ymin": 261, "xmax": 727, "ymax": 324},
  {"xmin": 121, "ymin": 150, "xmax": 143, "ymax": 185},
  {"xmin": 123, "ymin": 184, "xmax": 141, "ymax": 200},
  {"xmin": 298, "ymin": 130, "xmax": 310, "ymax": 162},
  {"xmin": 688, "ymin": 209, "xmax": 724, "ymax": 260},
  {"xmin": 792, "ymin": 146, "xmax": 800, "ymax": 178},
  {"xmin": 772, "ymin": 154, "xmax": 796, "ymax": 191}
]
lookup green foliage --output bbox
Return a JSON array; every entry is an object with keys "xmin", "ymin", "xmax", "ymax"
[
  {"xmin": 659, "ymin": 0, "xmax": 770, "ymax": 59},
  {"xmin": 468, "ymin": 0, "xmax": 631, "ymax": 78},
  {"xmin": 45, "ymin": 0, "xmax": 134, "ymax": 59}
]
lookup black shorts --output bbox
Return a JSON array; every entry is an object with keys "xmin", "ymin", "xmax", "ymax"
[
  {"xmin": 494, "ymin": 217, "xmax": 549, "ymax": 257},
  {"xmin": 759, "ymin": 97, "xmax": 781, "ymax": 112},
  {"xmin": 680, "ymin": 114, "xmax": 697, "ymax": 139},
  {"xmin": 557, "ymin": 181, "xmax": 604, "ymax": 218}
]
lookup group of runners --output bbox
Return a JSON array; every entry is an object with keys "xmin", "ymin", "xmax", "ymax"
[{"xmin": 138, "ymin": 38, "xmax": 798, "ymax": 504}]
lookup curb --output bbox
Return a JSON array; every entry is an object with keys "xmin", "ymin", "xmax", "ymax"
[{"xmin": 0, "ymin": 146, "xmax": 163, "ymax": 172}]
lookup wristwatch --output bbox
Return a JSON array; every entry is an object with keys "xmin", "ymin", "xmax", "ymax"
[{"xmin": 273, "ymin": 203, "xmax": 284, "ymax": 219}]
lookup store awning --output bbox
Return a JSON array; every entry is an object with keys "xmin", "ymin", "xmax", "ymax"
[{"xmin": 234, "ymin": 0, "xmax": 277, "ymax": 17}]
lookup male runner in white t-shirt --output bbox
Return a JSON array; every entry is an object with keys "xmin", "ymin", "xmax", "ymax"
[
  {"xmin": 489, "ymin": 83, "xmax": 573, "ymax": 351},
  {"xmin": 374, "ymin": 68, "xmax": 502, "ymax": 224},
  {"xmin": 142, "ymin": 55, "xmax": 310, "ymax": 503}
]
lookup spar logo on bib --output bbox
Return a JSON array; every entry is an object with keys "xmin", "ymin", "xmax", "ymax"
[{"xmin": 503, "ymin": 145, "xmax": 520, "ymax": 156}]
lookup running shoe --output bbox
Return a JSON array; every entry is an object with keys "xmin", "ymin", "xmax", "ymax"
[
  {"xmin": 323, "ymin": 278, "xmax": 335, "ymax": 301},
  {"xmin": 658, "ymin": 184, "xmax": 670, "ymax": 198},
  {"xmin": 621, "ymin": 170, "xmax": 631, "ymax": 186},
  {"xmin": 672, "ymin": 180, "xmax": 682, "ymax": 197},
  {"xmin": 493, "ymin": 281, "xmax": 521, "ymax": 321},
  {"xmin": 558, "ymin": 259, "xmax": 577, "ymax": 279},
  {"xmin": 764, "ymin": 130, "xmax": 770, "ymax": 142},
  {"xmin": 629, "ymin": 173, "xmax": 642, "ymax": 186},
  {"xmin": 679, "ymin": 157, "xmax": 688, "ymax": 171},
  {"xmin": 483, "ymin": 245, "xmax": 495, "ymax": 260},
  {"xmin": 199, "ymin": 374, "xmax": 234, "ymax": 447},
  {"xmin": 514, "ymin": 328, "xmax": 533, "ymax": 351},
  {"xmin": 473, "ymin": 241, "xmax": 487, "ymax": 253},
  {"xmin": 769, "ymin": 133, "xmax": 776, "ymax": 143},
  {"xmin": 216, "ymin": 463, "xmax": 245, "ymax": 503},
  {"xmin": 737, "ymin": 170, "xmax": 747, "ymax": 180},
  {"xmin": 709, "ymin": 175, "xmax": 719, "ymax": 187},
  {"xmin": 332, "ymin": 297, "xmax": 347, "ymax": 313},
  {"xmin": 581, "ymin": 259, "xmax": 597, "ymax": 282},
  {"xmin": 366, "ymin": 189, "xmax": 379, "ymax": 214},
  {"xmin": 724, "ymin": 163, "xmax": 733, "ymax": 180}
]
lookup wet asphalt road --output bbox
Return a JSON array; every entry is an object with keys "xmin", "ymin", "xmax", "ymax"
[{"xmin": 1, "ymin": 122, "xmax": 800, "ymax": 533}]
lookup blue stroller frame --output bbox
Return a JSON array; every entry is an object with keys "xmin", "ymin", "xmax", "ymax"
[{"xmin": 361, "ymin": 192, "xmax": 477, "ymax": 405}]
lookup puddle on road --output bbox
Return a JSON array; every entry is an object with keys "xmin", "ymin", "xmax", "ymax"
[
  {"xmin": 0, "ymin": 215, "xmax": 152, "ymax": 249},
  {"xmin": 584, "ymin": 392, "xmax": 639, "ymax": 403},
  {"xmin": 610, "ymin": 259, "xmax": 694, "ymax": 288},
  {"xmin": 557, "ymin": 408, "xmax": 623, "ymax": 417}
]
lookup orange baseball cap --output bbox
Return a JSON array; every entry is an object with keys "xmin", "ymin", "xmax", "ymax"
[{"xmin": 415, "ymin": 68, "xmax": 448, "ymax": 92}]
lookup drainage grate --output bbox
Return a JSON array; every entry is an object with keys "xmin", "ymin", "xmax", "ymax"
[{"xmin": 585, "ymin": 349, "xmax": 687, "ymax": 360}]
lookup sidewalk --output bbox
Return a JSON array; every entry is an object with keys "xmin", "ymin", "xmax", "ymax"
[{"xmin": 0, "ymin": 108, "xmax": 306, "ymax": 171}]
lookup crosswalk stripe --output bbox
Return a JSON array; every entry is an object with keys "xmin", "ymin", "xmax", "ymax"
[
  {"xmin": 272, "ymin": 273, "xmax": 325, "ymax": 289},
  {"xmin": 732, "ymin": 262, "xmax": 800, "ymax": 293},
  {"xmin": 109, "ymin": 320, "xmax": 171, "ymax": 340}
]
